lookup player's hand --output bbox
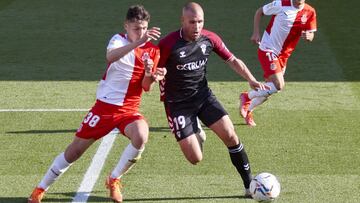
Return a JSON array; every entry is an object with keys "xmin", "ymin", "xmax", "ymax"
[
  {"xmin": 250, "ymin": 32, "xmax": 261, "ymax": 45},
  {"xmin": 248, "ymin": 80, "xmax": 270, "ymax": 91},
  {"xmin": 144, "ymin": 58, "xmax": 154, "ymax": 76},
  {"xmin": 143, "ymin": 27, "xmax": 161, "ymax": 42},
  {"xmin": 152, "ymin": 67, "xmax": 167, "ymax": 82},
  {"xmin": 301, "ymin": 31, "xmax": 314, "ymax": 42}
]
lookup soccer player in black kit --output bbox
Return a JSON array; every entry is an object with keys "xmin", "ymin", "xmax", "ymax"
[{"xmin": 158, "ymin": 2, "xmax": 268, "ymax": 197}]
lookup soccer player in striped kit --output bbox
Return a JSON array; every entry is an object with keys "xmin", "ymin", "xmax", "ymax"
[
  {"xmin": 240, "ymin": 0, "xmax": 317, "ymax": 126},
  {"xmin": 28, "ymin": 5, "xmax": 166, "ymax": 203}
]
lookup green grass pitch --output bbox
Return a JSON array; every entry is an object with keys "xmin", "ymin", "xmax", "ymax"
[{"xmin": 0, "ymin": 0, "xmax": 359, "ymax": 203}]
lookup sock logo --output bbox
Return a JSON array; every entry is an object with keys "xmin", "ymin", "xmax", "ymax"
[{"xmin": 243, "ymin": 163, "xmax": 250, "ymax": 170}]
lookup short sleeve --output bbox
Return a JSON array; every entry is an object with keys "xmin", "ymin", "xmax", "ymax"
[
  {"xmin": 107, "ymin": 34, "xmax": 125, "ymax": 51},
  {"xmin": 263, "ymin": 0, "xmax": 283, "ymax": 16},
  {"xmin": 306, "ymin": 10, "xmax": 317, "ymax": 32},
  {"xmin": 203, "ymin": 30, "xmax": 233, "ymax": 61}
]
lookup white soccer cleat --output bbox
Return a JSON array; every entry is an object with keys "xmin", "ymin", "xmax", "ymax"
[{"xmin": 195, "ymin": 128, "xmax": 206, "ymax": 151}]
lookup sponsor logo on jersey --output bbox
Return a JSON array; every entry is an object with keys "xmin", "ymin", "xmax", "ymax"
[
  {"xmin": 176, "ymin": 58, "xmax": 208, "ymax": 71},
  {"xmin": 301, "ymin": 14, "xmax": 307, "ymax": 24},
  {"xmin": 179, "ymin": 51, "xmax": 186, "ymax": 58}
]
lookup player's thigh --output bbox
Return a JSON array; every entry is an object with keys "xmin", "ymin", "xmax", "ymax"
[
  {"xmin": 208, "ymin": 115, "xmax": 239, "ymax": 147},
  {"xmin": 123, "ymin": 118, "xmax": 149, "ymax": 148}
]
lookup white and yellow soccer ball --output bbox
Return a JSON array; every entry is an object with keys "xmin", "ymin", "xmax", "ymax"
[{"xmin": 249, "ymin": 172, "xmax": 281, "ymax": 202}]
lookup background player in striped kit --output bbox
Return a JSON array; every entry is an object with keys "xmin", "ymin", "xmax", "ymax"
[
  {"xmin": 240, "ymin": 0, "xmax": 317, "ymax": 126},
  {"xmin": 28, "ymin": 5, "xmax": 166, "ymax": 203}
]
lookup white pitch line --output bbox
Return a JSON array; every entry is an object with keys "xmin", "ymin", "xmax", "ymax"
[
  {"xmin": 0, "ymin": 109, "xmax": 89, "ymax": 112},
  {"xmin": 72, "ymin": 130, "xmax": 118, "ymax": 203}
]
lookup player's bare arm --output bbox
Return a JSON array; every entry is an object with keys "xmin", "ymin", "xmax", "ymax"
[
  {"xmin": 142, "ymin": 58, "xmax": 156, "ymax": 91},
  {"xmin": 301, "ymin": 31, "xmax": 315, "ymax": 42},
  {"xmin": 106, "ymin": 27, "xmax": 161, "ymax": 64},
  {"xmin": 250, "ymin": 7, "xmax": 264, "ymax": 44},
  {"xmin": 226, "ymin": 57, "xmax": 269, "ymax": 90}
]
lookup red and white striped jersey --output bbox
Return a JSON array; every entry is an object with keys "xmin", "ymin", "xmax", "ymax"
[
  {"xmin": 96, "ymin": 33, "xmax": 160, "ymax": 111},
  {"xmin": 259, "ymin": 0, "xmax": 317, "ymax": 58}
]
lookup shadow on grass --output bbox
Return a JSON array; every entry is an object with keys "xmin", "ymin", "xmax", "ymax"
[
  {"xmin": 6, "ymin": 127, "xmax": 170, "ymax": 135},
  {"xmin": 0, "ymin": 194, "xmax": 250, "ymax": 203}
]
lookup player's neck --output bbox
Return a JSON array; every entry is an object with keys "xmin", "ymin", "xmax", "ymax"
[{"xmin": 292, "ymin": 0, "xmax": 305, "ymax": 9}]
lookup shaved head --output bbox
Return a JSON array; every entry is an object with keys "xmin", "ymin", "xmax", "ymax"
[
  {"xmin": 182, "ymin": 2, "xmax": 204, "ymax": 17},
  {"xmin": 181, "ymin": 2, "xmax": 204, "ymax": 41}
]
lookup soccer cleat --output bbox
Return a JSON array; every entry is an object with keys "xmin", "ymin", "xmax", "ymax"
[
  {"xmin": 244, "ymin": 188, "xmax": 252, "ymax": 198},
  {"xmin": 106, "ymin": 176, "xmax": 123, "ymax": 203},
  {"xmin": 239, "ymin": 92, "xmax": 251, "ymax": 118},
  {"xmin": 195, "ymin": 128, "xmax": 206, "ymax": 151},
  {"xmin": 245, "ymin": 111, "xmax": 256, "ymax": 127},
  {"xmin": 28, "ymin": 187, "xmax": 45, "ymax": 203}
]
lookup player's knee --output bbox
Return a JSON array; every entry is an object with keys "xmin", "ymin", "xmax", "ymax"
[
  {"xmin": 222, "ymin": 130, "xmax": 238, "ymax": 146},
  {"xmin": 131, "ymin": 133, "xmax": 148, "ymax": 149},
  {"xmin": 276, "ymin": 82, "xmax": 285, "ymax": 91},
  {"xmin": 188, "ymin": 155, "xmax": 202, "ymax": 165},
  {"xmin": 64, "ymin": 148, "xmax": 83, "ymax": 163}
]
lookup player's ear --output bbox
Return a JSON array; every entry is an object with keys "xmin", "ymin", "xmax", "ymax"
[{"xmin": 124, "ymin": 21, "xmax": 129, "ymax": 31}]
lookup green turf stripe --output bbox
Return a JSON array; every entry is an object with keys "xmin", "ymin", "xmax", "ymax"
[{"xmin": 0, "ymin": 0, "xmax": 14, "ymax": 11}]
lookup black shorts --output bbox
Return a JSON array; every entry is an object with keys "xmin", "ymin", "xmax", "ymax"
[{"xmin": 164, "ymin": 90, "xmax": 228, "ymax": 141}]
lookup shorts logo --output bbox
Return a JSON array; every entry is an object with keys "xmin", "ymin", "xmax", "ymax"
[{"xmin": 270, "ymin": 63, "xmax": 276, "ymax": 70}]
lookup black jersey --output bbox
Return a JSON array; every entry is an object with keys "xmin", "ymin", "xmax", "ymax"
[{"xmin": 158, "ymin": 28, "xmax": 234, "ymax": 103}]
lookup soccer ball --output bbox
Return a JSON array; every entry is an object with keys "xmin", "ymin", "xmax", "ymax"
[{"xmin": 249, "ymin": 172, "xmax": 281, "ymax": 202}]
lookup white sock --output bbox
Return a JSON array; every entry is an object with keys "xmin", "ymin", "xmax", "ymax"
[
  {"xmin": 38, "ymin": 152, "xmax": 71, "ymax": 190},
  {"xmin": 110, "ymin": 144, "xmax": 144, "ymax": 179},
  {"xmin": 248, "ymin": 82, "xmax": 278, "ymax": 99},
  {"xmin": 248, "ymin": 96, "xmax": 268, "ymax": 112}
]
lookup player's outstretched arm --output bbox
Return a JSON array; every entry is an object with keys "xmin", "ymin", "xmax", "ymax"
[
  {"xmin": 106, "ymin": 27, "xmax": 161, "ymax": 64},
  {"xmin": 226, "ymin": 57, "xmax": 269, "ymax": 90}
]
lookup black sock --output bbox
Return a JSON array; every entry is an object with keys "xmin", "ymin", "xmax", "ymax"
[{"xmin": 228, "ymin": 143, "xmax": 252, "ymax": 189}]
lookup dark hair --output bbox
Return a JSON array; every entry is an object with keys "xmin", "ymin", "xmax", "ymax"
[{"xmin": 126, "ymin": 5, "xmax": 150, "ymax": 22}]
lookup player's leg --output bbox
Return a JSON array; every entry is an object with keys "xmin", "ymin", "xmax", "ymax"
[
  {"xmin": 178, "ymin": 134, "xmax": 203, "ymax": 164},
  {"xmin": 164, "ymin": 102, "xmax": 203, "ymax": 165},
  {"xmin": 110, "ymin": 118, "xmax": 148, "ymax": 179},
  {"xmin": 107, "ymin": 116, "xmax": 148, "ymax": 203},
  {"xmin": 29, "ymin": 101, "xmax": 118, "ymax": 203},
  {"xmin": 209, "ymin": 115, "xmax": 252, "ymax": 195},
  {"xmin": 242, "ymin": 50, "xmax": 286, "ymax": 126},
  {"xmin": 199, "ymin": 95, "xmax": 252, "ymax": 196},
  {"xmin": 28, "ymin": 137, "xmax": 95, "ymax": 203}
]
